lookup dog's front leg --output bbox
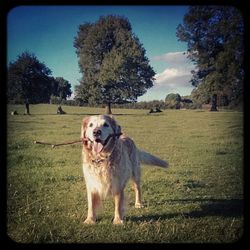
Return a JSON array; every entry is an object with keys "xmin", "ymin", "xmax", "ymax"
[
  {"xmin": 84, "ymin": 191, "xmax": 100, "ymax": 224},
  {"xmin": 113, "ymin": 191, "xmax": 124, "ymax": 225}
]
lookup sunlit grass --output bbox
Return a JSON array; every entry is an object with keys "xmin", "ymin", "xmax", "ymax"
[{"xmin": 7, "ymin": 104, "xmax": 243, "ymax": 243}]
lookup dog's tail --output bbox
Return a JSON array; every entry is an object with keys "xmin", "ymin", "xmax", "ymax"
[{"xmin": 138, "ymin": 150, "xmax": 168, "ymax": 168}]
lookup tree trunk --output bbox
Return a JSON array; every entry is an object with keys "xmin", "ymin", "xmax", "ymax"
[
  {"xmin": 210, "ymin": 94, "xmax": 218, "ymax": 111},
  {"xmin": 105, "ymin": 102, "xmax": 112, "ymax": 115},
  {"xmin": 25, "ymin": 99, "xmax": 30, "ymax": 115}
]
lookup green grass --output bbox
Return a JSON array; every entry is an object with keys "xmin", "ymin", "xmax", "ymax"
[{"xmin": 7, "ymin": 104, "xmax": 243, "ymax": 243}]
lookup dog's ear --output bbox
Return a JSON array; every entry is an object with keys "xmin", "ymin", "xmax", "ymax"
[
  {"xmin": 105, "ymin": 115, "xmax": 121, "ymax": 135},
  {"xmin": 116, "ymin": 124, "xmax": 121, "ymax": 135},
  {"xmin": 81, "ymin": 116, "xmax": 90, "ymax": 139}
]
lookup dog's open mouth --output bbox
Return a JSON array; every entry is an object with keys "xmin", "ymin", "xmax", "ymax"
[
  {"xmin": 93, "ymin": 139, "xmax": 104, "ymax": 153},
  {"xmin": 92, "ymin": 136, "xmax": 113, "ymax": 153},
  {"xmin": 89, "ymin": 133, "xmax": 121, "ymax": 154}
]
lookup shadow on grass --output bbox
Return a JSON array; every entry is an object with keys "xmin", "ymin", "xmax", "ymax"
[{"xmin": 127, "ymin": 198, "xmax": 243, "ymax": 222}]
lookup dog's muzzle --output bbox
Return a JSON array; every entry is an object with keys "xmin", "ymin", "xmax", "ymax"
[{"xmin": 86, "ymin": 133, "xmax": 122, "ymax": 154}]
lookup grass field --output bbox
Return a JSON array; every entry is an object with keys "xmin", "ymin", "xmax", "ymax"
[{"xmin": 6, "ymin": 104, "xmax": 243, "ymax": 243}]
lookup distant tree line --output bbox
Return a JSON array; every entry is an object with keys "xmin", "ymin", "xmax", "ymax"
[
  {"xmin": 54, "ymin": 93, "xmax": 200, "ymax": 110},
  {"xmin": 36, "ymin": 91, "xmax": 240, "ymax": 110},
  {"xmin": 7, "ymin": 51, "xmax": 72, "ymax": 104}
]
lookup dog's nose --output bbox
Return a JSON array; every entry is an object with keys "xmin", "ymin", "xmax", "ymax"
[{"xmin": 93, "ymin": 129, "xmax": 102, "ymax": 137}]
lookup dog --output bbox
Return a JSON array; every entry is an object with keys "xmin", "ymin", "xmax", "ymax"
[
  {"xmin": 81, "ymin": 115, "xmax": 168, "ymax": 224},
  {"xmin": 11, "ymin": 111, "xmax": 18, "ymax": 115}
]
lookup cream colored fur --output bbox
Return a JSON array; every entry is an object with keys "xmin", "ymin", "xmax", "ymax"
[{"xmin": 81, "ymin": 115, "xmax": 168, "ymax": 224}]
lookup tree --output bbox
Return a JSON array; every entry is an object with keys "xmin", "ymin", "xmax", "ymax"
[
  {"xmin": 8, "ymin": 51, "xmax": 53, "ymax": 103},
  {"xmin": 7, "ymin": 52, "xmax": 72, "ymax": 104},
  {"xmin": 74, "ymin": 15, "xmax": 155, "ymax": 114},
  {"xmin": 165, "ymin": 93, "xmax": 181, "ymax": 109},
  {"xmin": 53, "ymin": 77, "xmax": 72, "ymax": 100},
  {"xmin": 176, "ymin": 6, "xmax": 244, "ymax": 109}
]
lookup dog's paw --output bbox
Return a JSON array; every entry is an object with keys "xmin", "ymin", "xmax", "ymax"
[
  {"xmin": 84, "ymin": 218, "xmax": 96, "ymax": 224},
  {"xmin": 135, "ymin": 203, "xmax": 144, "ymax": 208},
  {"xmin": 113, "ymin": 218, "xmax": 124, "ymax": 225}
]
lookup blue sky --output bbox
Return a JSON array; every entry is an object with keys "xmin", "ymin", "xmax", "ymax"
[{"xmin": 7, "ymin": 5, "xmax": 195, "ymax": 101}]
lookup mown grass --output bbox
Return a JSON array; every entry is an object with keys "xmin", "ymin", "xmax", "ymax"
[{"xmin": 6, "ymin": 104, "xmax": 243, "ymax": 243}]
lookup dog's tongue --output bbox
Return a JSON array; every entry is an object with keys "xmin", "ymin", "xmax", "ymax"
[{"xmin": 93, "ymin": 141, "xmax": 104, "ymax": 153}]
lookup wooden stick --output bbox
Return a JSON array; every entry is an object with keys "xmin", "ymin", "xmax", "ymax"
[
  {"xmin": 34, "ymin": 141, "xmax": 53, "ymax": 146},
  {"xmin": 51, "ymin": 140, "xmax": 82, "ymax": 148},
  {"xmin": 34, "ymin": 140, "xmax": 82, "ymax": 148}
]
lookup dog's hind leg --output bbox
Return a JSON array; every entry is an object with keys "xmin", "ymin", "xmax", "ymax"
[{"xmin": 131, "ymin": 167, "xmax": 144, "ymax": 208}]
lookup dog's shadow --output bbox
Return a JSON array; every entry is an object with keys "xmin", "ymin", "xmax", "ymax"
[{"xmin": 127, "ymin": 198, "xmax": 243, "ymax": 222}]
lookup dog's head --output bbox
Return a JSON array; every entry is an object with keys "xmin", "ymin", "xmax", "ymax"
[{"xmin": 81, "ymin": 115, "xmax": 121, "ymax": 154}]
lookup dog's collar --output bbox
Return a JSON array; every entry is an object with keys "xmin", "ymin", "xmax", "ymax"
[{"xmin": 102, "ymin": 132, "xmax": 122, "ymax": 146}]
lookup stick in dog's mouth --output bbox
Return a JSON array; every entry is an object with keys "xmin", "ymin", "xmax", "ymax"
[{"xmin": 34, "ymin": 139, "xmax": 82, "ymax": 148}]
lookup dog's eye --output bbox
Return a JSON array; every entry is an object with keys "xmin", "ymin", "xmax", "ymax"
[
  {"xmin": 89, "ymin": 123, "xmax": 93, "ymax": 128},
  {"xmin": 103, "ymin": 122, "xmax": 109, "ymax": 127}
]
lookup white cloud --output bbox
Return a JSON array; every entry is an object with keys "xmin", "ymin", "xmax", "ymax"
[
  {"xmin": 152, "ymin": 51, "xmax": 190, "ymax": 66},
  {"xmin": 67, "ymin": 91, "xmax": 75, "ymax": 100},
  {"xmin": 152, "ymin": 51, "xmax": 195, "ymax": 92},
  {"xmin": 138, "ymin": 51, "xmax": 196, "ymax": 101},
  {"xmin": 155, "ymin": 68, "xmax": 191, "ymax": 86}
]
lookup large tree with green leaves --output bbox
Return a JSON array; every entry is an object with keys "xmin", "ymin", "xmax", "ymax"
[
  {"xmin": 74, "ymin": 15, "xmax": 155, "ymax": 113},
  {"xmin": 7, "ymin": 52, "xmax": 72, "ymax": 104},
  {"xmin": 8, "ymin": 52, "xmax": 53, "ymax": 103},
  {"xmin": 176, "ymin": 6, "xmax": 244, "ymax": 108}
]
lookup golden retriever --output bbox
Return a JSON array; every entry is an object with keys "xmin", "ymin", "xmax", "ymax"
[{"xmin": 81, "ymin": 115, "xmax": 168, "ymax": 224}]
